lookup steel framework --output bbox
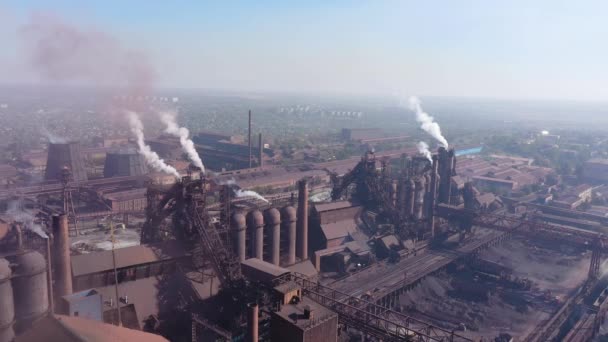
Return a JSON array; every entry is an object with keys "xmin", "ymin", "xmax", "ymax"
[{"xmin": 274, "ymin": 273, "xmax": 472, "ymax": 342}]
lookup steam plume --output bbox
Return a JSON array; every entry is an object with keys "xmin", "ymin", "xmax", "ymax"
[
  {"xmin": 216, "ymin": 178, "xmax": 268, "ymax": 202},
  {"xmin": 6, "ymin": 200, "xmax": 48, "ymax": 239},
  {"xmin": 235, "ymin": 189, "xmax": 269, "ymax": 203},
  {"xmin": 40, "ymin": 127, "xmax": 67, "ymax": 144},
  {"xmin": 417, "ymin": 141, "xmax": 432, "ymax": 162},
  {"xmin": 159, "ymin": 111, "xmax": 205, "ymax": 173},
  {"xmin": 127, "ymin": 111, "xmax": 180, "ymax": 178},
  {"xmin": 408, "ymin": 96, "xmax": 448, "ymax": 148}
]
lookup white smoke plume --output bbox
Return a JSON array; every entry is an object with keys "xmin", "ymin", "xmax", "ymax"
[
  {"xmin": 216, "ymin": 178, "xmax": 268, "ymax": 202},
  {"xmin": 159, "ymin": 111, "xmax": 205, "ymax": 173},
  {"xmin": 235, "ymin": 189, "xmax": 269, "ymax": 203},
  {"xmin": 127, "ymin": 111, "xmax": 180, "ymax": 178},
  {"xmin": 417, "ymin": 141, "xmax": 432, "ymax": 162},
  {"xmin": 6, "ymin": 201, "xmax": 48, "ymax": 239},
  {"xmin": 40, "ymin": 127, "xmax": 67, "ymax": 144},
  {"xmin": 408, "ymin": 96, "xmax": 448, "ymax": 148}
]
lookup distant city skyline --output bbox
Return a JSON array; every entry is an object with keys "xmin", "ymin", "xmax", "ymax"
[{"xmin": 2, "ymin": 1, "xmax": 608, "ymax": 102}]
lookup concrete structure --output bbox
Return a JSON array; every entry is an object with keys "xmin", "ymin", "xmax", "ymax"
[
  {"xmin": 0, "ymin": 259, "xmax": 14, "ymax": 342},
  {"xmin": 45, "ymin": 142, "xmax": 88, "ymax": 182},
  {"xmin": 297, "ymin": 180, "xmax": 309, "ymax": 260},
  {"xmin": 248, "ymin": 110, "xmax": 252, "ymax": 168},
  {"xmin": 9, "ymin": 251, "xmax": 49, "ymax": 333},
  {"xmin": 270, "ymin": 299, "xmax": 338, "ymax": 342},
  {"xmin": 103, "ymin": 149, "xmax": 147, "ymax": 178},
  {"xmin": 281, "ymin": 206, "xmax": 297, "ymax": 265},
  {"xmin": 52, "ymin": 214, "xmax": 72, "ymax": 306},
  {"xmin": 264, "ymin": 208, "xmax": 281, "ymax": 266},
  {"xmin": 258, "ymin": 133, "xmax": 264, "ymax": 168},
  {"xmin": 61, "ymin": 290, "xmax": 103, "ymax": 322},
  {"xmin": 232, "ymin": 212, "xmax": 247, "ymax": 262},
  {"xmin": 247, "ymin": 210, "xmax": 264, "ymax": 260}
]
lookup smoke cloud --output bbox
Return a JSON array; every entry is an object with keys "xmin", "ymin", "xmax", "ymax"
[
  {"xmin": 417, "ymin": 141, "xmax": 432, "ymax": 162},
  {"xmin": 408, "ymin": 96, "xmax": 448, "ymax": 149},
  {"xmin": 127, "ymin": 111, "xmax": 180, "ymax": 178},
  {"xmin": 159, "ymin": 110, "xmax": 205, "ymax": 173},
  {"xmin": 19, "ymin": 12, "xmax": 155, "ymax": 93},
  {"xmin": 6, "ymin": 200, "xmax": 48, "ymax": 239}
]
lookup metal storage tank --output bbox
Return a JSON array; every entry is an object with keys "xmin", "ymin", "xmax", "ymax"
[
  {"xmin": 44, "ymin": 141, "xmax": 88, "ymax": 182},
  {"xmin": 264, "ymin": 208, "xmax": 281, "ymax": 266},
  {"xmin": 0, "ymin": 258, "xmax": 14, "ymax": 342},
  {"xmin": 10, "ymin": 251, "xmax": 48, "ymax": 333},
  {"xmin": 231, "ymin": 212, "xmax": 247, "ymax": 262},
  {"xmin": 247, "ymin": 210, "xmax": 264, "ymax": 260},
  {"xmin": 281, "ymin": 206, "xmax": 297, "ymax": 265},
  {"xmin": 103, "ymin": 148, "xmax": 147, "ymax": 178}
]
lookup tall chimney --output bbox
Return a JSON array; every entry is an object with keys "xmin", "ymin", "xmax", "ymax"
[
  {"xmin": 52, "ymin": 214, "xmax": 72, "ymax": 305},
  {"xmin": 428, "ymin": 155, "xmax": 439, "ymax": 237},
  {"xmin": 258, "ymin": 133, "xmax": 263, "ymax": 168},
  {"xmin": 247, "ymin": 303, "xmax": 259, "ymax": 342},
  {"xmin": 248, "ymin": 110, "xmax": 252, "ymax": 168},
  {"xmin": 296, "ymin": 179, "xmax": 309, "ymax": 260}
]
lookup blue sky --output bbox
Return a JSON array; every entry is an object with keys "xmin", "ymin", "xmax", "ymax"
[{"xmin": 2, "ymin": 1, "xmax": 608, "ymax": 101}]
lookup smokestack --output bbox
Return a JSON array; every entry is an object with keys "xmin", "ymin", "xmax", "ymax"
[
  {"xmin": 248, "ymin": 110, "xmax": 252, "ymax": 169},
  {"xmin": 296, "ymin": 179, "xmax": 309, "ymax": 260},
  {"xmin": 429, "ymin": 155, "xmax": 439, "ymax": 237},
  {"xmin": 52, "ymin": 214, "xmax": 72, "ymax": 306},
  {"xmin": 247, "ymin": 303, "xmax": 259, "ymax": 342},
  {"xmin": 258, "ymin": 133, "xmax": 263, "ymax": 168}
]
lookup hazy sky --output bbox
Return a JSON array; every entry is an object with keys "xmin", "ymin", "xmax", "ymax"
[{"xmin": 2, "ymin": 1, "xmax": 608, "ymax": 101}]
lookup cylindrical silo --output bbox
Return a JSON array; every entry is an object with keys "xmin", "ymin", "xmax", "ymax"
[
  {"xmin": 247, "ymin": 210, "xmax": 264, "ymax": 260},
  {"xmin": 10, "ymin": 251, "xmax": 48, "ymax": 334},
  {"xmin": 52, "ymin": 214, "xmax": 72, "ymax": 301},
  {"xmin": 281, "ymin": 206, "xmax": 297, "ymax": 265},
  {"xmin": 264, "ymin": 208, "xmax": 281, "ymax": 266},
  {"xmin": 231, "ymin": 212, "xmax": 247, "ymax": 262},
  {"xmin": 0, "ymin": 258, "xmax": 15, "ymax": 342}
]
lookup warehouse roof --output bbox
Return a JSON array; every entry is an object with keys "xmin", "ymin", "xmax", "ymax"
[
  {"xmin": 16, "ymin": 314, "xmax": 169, "ymax": 342},
  {"xmin": 314, "ymin": 201, "xmax": 356, "ymax": 213},
  {"xmin": 320, "ymin": 219, "xmax": 357, "ymax": 241},
  {"xmin": 71, "ymin": 240, "xmax": 187, "ymax": 277}
]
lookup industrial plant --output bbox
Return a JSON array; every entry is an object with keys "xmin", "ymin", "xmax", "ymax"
[{"xmin": 2, "ymin": 108, "xmax": 608, "ymax": 342}]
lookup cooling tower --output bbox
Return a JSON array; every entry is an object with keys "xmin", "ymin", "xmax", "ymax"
[
  {"xmin": 103, "ymin": 148, "xmax": 147, "ymax": 178},
  {"xmin": 44, "ymin": 142, "xmax": 87, "ymax": 182}
]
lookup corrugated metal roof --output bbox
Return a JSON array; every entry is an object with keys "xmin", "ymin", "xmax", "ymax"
[
  {"xmin": 71, "ymin": 240, "xmax": 187, "ymax": 277},
  {"xmin": 320, "ymin": 219, "xmax": 357, "ymax": 240},
  {"xmin": 241, "ymin": 258, "xmax": 290, "ymax": 278}
]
